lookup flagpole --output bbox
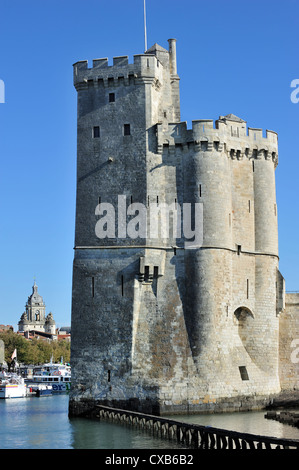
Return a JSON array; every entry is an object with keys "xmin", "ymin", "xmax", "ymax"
[{"xmin": 144, "ymin": 0, "xmax": 147, "ymax": 52}]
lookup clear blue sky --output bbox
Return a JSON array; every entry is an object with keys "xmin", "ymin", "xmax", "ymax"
[{"xmin": 0, "ymin": 0, "xmax": 298, "ymax": 329}]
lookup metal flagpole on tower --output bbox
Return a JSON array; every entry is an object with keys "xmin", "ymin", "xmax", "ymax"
[{"xmin": 144, "ymin": 0, "xmax": 147, "ymax": 52}]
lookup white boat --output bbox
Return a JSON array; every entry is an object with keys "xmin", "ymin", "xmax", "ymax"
[
  {"xmin": 0, "ymin": 372, "xmax": 27, "ymax": 399},
  {"xmin": 26, "ymin": 362, "xmax": 71, "ymax": 393}
]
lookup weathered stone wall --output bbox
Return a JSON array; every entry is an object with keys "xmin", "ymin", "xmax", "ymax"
[{"xmin": 279, "ymin": 293, "xmax": 299, "ymax": 391}]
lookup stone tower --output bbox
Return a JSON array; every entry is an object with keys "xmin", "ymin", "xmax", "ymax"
[
  {"xmin": 69, "ymin": 39, "xmax": 284, "ymax": 416},
  {"xmin": 18, "ymin": 282, "xmax": 56, "ymax": 336}
]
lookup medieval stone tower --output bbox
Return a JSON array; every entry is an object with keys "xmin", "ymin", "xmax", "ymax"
[{"xmin": 69, "ymin": 39, "xmax": 285, "ymax": 416}]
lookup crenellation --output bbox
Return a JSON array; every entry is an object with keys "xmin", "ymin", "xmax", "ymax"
[
  {"xmin": 92, "ymin": 58, "xmax": 108, "ymax": 68},
  {"xmin": 113, "ymin": 56, "xmax": 129, "ymax": 67},
  {"xmin": 73, "ymin": 53, "xmax": 164, "ymax": 91},
  {"xmin": 156, "ymin": 116, "xmax": 278, "ymax": 168}
]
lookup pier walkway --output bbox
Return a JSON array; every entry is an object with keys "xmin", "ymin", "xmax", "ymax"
[{"xmin": 91, "ymin": 405, "xmax": 299, "ymax": 449}]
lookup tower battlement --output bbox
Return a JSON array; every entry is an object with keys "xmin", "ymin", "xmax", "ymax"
[
  {"xmin": 157, "ymin": 114, "xmax": 278, "ymax": 165},
  {"xmin": 73, "ymin": 39, "xmax": 178, "ymax": 94},
  {"xmin": 73, "ymin": 53, "xmax": 166, "ymax": 90}
]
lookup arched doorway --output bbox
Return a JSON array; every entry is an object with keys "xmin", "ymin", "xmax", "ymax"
[{"xmin": 234, "ymin": 306, "xmax": 255, "ymax": 359}]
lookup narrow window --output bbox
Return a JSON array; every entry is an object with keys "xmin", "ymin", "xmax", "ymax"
[
  {"xmin": 93, "ymin": 126, "xmax": 100, "ymax": 138},
  {"xmin": 98, "ymin": 196, "xmax": 101, "ymax": 205},
  {"xmin": 252, "ymin": 160, "xmax": 255, "ymax": 172},
  {"xmin": 248, "ymin": 200, "xmax": 251, "ymax": 213},
  {"xmin": 156, "ymin": 195, "xmax": 159, "ymax": 204},
  {"xmin": 121, "ymin": 275, "xmax": 124, "ymax": 296},
  {"xmin": 239, "ymin": 366, "xmax": 249, "ymax": 381},
  {"xmin": 108, "ymin": 370, "xmax": 111, "ymax": 382},
  {"xmin": 154, "ymin": 266, "xmax": 159, "ymax": 278},
  {"xmin": 124, "ymin": 124, "xmax": 131, "ymax": 136},
  {"xmin": 174, "ymin": 247, "xmax": 177, "ymax": 256},
  {"xmin": 130, "ymin": 195, "xmax": 133, "ymax": 204},
  {"xmin": 92, "ymin": 276, "xmax": 95, "ymax": 298},
  {"xmin": 274, "ymin": 203, "xmax": 277, "ymax": 216},
  {"xmin": 247, "ymin": 279, "xmax": 249, "ymax": 299},
  {"xmin": 199, "ymin": 184, "xmax": 202, "ymax": 197},
  {"xmin": 109, "ymin": 92, "xmax": 115, "ymax": 102},
  {"xmin": 237, "ymin": 245, "xmax": 241, "ymax": 255},
  {"xmin": 147, "ymin": 196, "xmax": 150, "ymax": 207}
]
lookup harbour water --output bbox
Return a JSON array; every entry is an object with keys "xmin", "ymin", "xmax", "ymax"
[{"xmin": 1, "ymin": 393, "xmax": 299, "ymax": 449}]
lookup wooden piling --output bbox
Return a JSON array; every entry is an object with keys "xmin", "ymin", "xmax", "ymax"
[{"xmin": 91, "ymin": 404, "xmax": 299, "ymax": 449}]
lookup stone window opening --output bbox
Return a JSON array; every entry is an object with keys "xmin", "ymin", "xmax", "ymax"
[
  {"xmin": 91, "ymin": 276, "xmax": 95, "ymax": 298},
  {"xmin": 124, "ymin": 124, "xmax": 131, "ymax": 136},
  {"xmin": 93, "ymin": 126, "xmax": 100, "ymax": 138},
  {"xmin": 239, "ymin": 366, "xmax": 249, "ymax": 381},
  {"xmin": 109, "ymin": 92, "xmax": 115, "ymax": 102},
  {"xmin": 121, "ymin": 275, "xmax": 124, "ymax": 296}
]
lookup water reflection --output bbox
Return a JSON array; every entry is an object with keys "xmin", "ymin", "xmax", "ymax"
[
  {"xmin": 1, "ymin": 394, "xmax": 299, "ymax": 449},
  {"xmin": 164, "ymin": 410, "xmax": 299, "ymax": 441},
  {"xmin": 70, "ymin": 417, "xmax": 187, "ymax": 449}
]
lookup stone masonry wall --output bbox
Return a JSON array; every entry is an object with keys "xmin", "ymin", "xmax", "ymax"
[{"xmin": 279, "ymin": 293, "xmax": 299, "ymax": 391}]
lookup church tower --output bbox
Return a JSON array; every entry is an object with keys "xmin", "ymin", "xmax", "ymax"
[{"xmin": 18, "ymin": 282, "xmax": 56, "ymax": 336}]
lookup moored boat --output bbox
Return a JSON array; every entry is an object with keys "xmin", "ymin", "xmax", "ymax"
[
  {"xmin": 26, "ymin": 362, "xmax": 71, "ymax": 393},
  {"xmin": 0, "ymin": 371, "xmax": 27, "ymax": 399}
]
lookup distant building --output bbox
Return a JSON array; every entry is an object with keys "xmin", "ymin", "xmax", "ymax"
[
  {"xmin": 0, "ymin": 325, "xmax": 14, "ymax": 332},
  {"xmin": 18, "ymin": 282, "xmax": 56, "ymax": 336},
  {"xmin": 57, "ymin": 327, "xmax": 71, "ymax": 342}
]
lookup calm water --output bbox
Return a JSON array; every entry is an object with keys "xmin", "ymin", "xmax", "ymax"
[{"xmin": 1, "ymin": 394, "xmax": 299, "ymax": 449}]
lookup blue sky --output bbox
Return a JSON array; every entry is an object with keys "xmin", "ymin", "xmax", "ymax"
[{"xmin": 0, "ymin": 0, "xmax": 298, "ymax": 329}]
